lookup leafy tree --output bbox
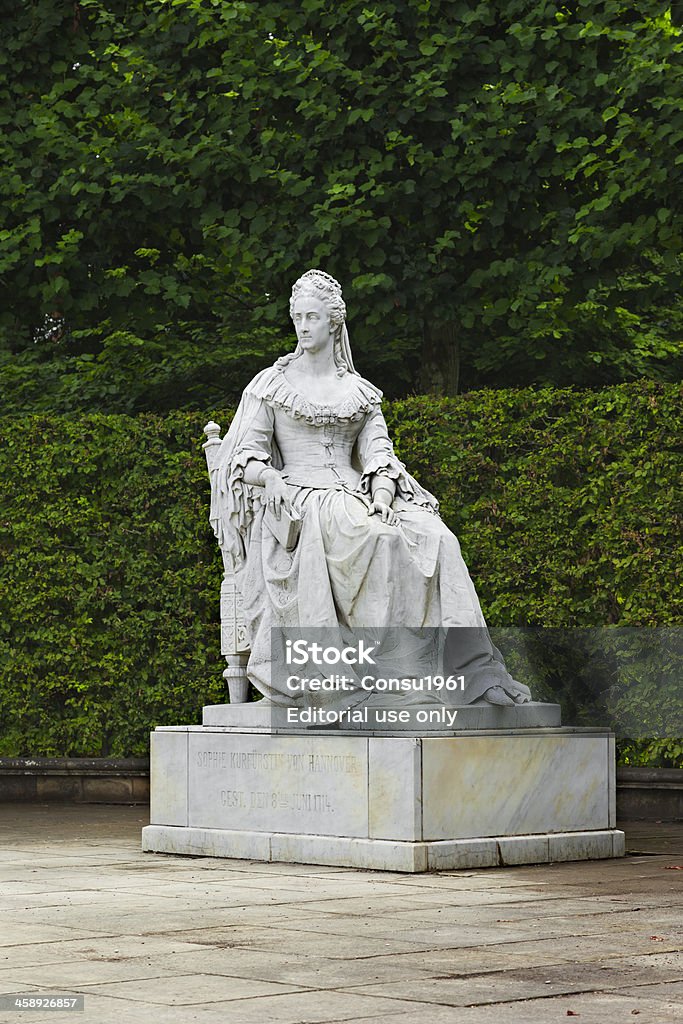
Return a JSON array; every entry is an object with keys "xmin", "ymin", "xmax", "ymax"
[{"xmin": 0, "ymin": 0, "xmax": 680, "ymax": 406}]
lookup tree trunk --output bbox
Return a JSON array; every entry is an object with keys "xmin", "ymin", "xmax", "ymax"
[{"xmin": 419, "ymin": 319, "xmax": 460, "ymax": 395}]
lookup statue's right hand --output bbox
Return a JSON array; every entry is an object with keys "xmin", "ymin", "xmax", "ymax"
[{"xmin": 261, "ymin": 468, "xmax": 292, "ymax": 520}]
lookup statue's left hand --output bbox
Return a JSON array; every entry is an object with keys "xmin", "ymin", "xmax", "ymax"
[{"xmin": 368, "ymin": 501, "xmax": 400, "ymax": 527}]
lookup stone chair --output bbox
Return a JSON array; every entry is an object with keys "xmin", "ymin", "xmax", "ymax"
[{"xmin": 203, "ymin": 421, "xmax": 250, "ymax": 703}]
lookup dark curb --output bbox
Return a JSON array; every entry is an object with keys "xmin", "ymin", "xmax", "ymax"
[{"xmin": 0, "ymin": 757, "xmax": 150, "ymax": 804}]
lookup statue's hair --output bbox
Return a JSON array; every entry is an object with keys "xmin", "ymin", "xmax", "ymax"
[{"xmin": 289, "ymin": 269, "xmax": 346, "ymax": 328}]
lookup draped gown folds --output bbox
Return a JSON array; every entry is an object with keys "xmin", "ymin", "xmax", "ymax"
[{"xmin": 210, "ymin": 363, "xmax": 530, "ymax": 709}]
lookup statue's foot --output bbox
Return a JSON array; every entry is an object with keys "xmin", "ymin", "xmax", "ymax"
[
  {"xmin": 513, "ymin": 691, "xmax": 531, "ymax": 704},
  {"xmin": 482, "ymin": 686, "xmax": 515, "ymax": 706}
]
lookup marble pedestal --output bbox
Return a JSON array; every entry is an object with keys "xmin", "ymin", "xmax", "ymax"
[{"xmin": 142, "ymin": 719, "xmax": 624, "ymax": 872}]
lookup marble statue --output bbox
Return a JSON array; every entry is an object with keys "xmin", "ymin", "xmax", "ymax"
[
  {"xmin": 209, "ymin": 269, "xmax": 530, "ymax": 710},
  {"xmin": 144, "ymin": 292, "xmax": 615, "ymax": 868}
]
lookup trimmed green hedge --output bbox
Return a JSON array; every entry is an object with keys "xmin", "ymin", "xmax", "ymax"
[
  {"xmin": 386, "ymin": 382, "xmax": 681, "ymax": 627},
  {"xmin": 0, "ymin": 381, "xmax": 680, "ymax": 758}
]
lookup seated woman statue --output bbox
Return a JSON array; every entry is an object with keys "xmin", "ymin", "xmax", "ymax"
[{"xmin": 210, "ymin": 269, "xmax": 530, "ymax": 710}]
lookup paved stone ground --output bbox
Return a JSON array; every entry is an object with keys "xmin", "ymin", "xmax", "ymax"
[{"xmin": 0, "ymin": 804, "xmax": 681, "ymax": 1024}]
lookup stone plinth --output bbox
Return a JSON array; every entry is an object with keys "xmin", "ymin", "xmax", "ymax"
[{"xmin": 142, "ymin": 724, "xmax": 624, "ymax": 872}]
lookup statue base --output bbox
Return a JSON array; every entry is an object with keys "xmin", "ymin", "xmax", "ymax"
[{"xmin": 142, "ymin": 722, "xmax": 624, "ymax": 872}]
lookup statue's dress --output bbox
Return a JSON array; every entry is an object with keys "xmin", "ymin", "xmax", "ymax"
[{"xmin": 210, "ymin": 364, "xmax": 530, "ymax": 707}]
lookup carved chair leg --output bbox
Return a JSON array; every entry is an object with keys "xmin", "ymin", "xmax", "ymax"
[{"xmin": 223, "ymin": 654, "xmax": 250, "ymax": 704}]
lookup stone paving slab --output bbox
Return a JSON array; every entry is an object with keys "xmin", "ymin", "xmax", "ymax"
[
  {"xmin": 162, "ymin": 923, "xmax": 446, "ymax": 958},
  {"xmin": 341, "ymin": 956, "xmax": 683, "ymax": 1006},
  {"xmin": 171, "ymin": 907, "xmax": 670, "ymax": 950},
  {"xmin": 0, "ymin": 803, "xmax": 681, "ymax": 1024},
  {"xmin": 272, "ymin": 893, "xmax": 627, "ymax": 918},
  {"xmin": 0, "ymin": 934, "xmax": 212, "ymax": 970},
  {"xmin": 1, "ymin": 957, "xmax": 182, "ymax": 988},
  {"xmin": 318, "ymin": 994, "xmax": 682, "ymax": 1024},
  {"xmin": 133, "ymin": 945, "xmax": 441, "ymax": 987},
  {"xmin": 622, "ymin": 979, "xmax": 683, "ymax": 1005},
  {"xmin": 48, "ymin": 971, "xmax": 309, "ymax": 1005}
]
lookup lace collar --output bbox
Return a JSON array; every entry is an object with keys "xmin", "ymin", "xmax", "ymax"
[{"xmin": 246, "ymin": 364, "xmax": 383, "ymax": 424}]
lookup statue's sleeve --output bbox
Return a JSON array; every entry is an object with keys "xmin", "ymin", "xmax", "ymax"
[
  {"xmin": 209, "ymin": 393, "xmax": 279, "ymax": 565},
  {"xmin": 355, "ymin": 406, "xmax": 440, "ymax": 513}
]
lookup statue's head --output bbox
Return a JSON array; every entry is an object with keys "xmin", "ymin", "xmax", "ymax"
[
  {"xmin": 289, "ymin": 269, "xmax": 346, "ymax": 334},
  {"xmin": 287, "ymin": 269, "xmax": 355, "ymax": 375}
]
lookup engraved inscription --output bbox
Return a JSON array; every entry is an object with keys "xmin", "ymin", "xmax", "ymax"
[
  {"xmin": 228, "ymin": 750, "xmax": 362, "ymax": 774},
  {"xmin": 189, "ymin": 735, "xmax": 368, "ymax": 837},
  {"xmin": 196, "ymin": 750, "xmax": 228, "ymax": 769},
  {"xmin": 220, "ymin": 789, "xmax": 247, "ymax": 808},
  {"xmin": 220, "ymin": 789, "xmax": 334, "ymax": 812},
  {"xmin": 195, "ymin": 748, "xmax": 362, "ymax": 775}
]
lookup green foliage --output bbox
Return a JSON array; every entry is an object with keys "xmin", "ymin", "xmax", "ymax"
[
  {"xmin": 0, "ymin": 324, "xmax": 289, "ymax": 415},
  {"xmin": 618, "ymin": 737, "xmax": 683, "ymax": 767},
  {"xmin": 0, "ymin": 1, "xmax": 681, "ymax": 398},
  {"xmin": 0, "ymin": 381, "xmax": 680, "ymax": 760},
  {"xmin": 0, "ymin": 412, "xmax": 226, "ymax": 756},
  {"xmin": 386, "ymin": 381, "xmax": 681, "ymax": 626}
]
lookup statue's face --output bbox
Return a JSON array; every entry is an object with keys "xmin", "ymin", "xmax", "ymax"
[{"xmin": 292, "ymin": 295, "xmax": 335, "ymax": 354}]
